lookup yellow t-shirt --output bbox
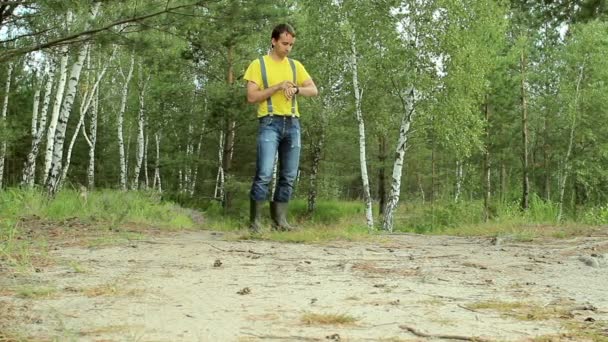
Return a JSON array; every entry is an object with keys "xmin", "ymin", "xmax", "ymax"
[{"xmin": 244, "ymin": 55, "xmax": 311, "ymax": 117}]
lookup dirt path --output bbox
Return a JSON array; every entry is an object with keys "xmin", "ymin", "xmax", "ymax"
[{"xmin": 2, "ymin": 230, "xmax": 607, "ymax": 341}]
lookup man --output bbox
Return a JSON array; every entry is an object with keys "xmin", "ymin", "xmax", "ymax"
[{"xmin": 244, "ymin": 23, "xmax": 318, "ymax": 233}]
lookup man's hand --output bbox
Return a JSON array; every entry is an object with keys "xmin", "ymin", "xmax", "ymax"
[
  {"xmin": 284, "ymin": 86, "xmax": 298, "ymax": 100},
  {"xmin": 275, "ymin": 80, "xmax": 294, "ymax": 92}
]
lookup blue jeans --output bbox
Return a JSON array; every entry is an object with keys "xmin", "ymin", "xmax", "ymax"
[{"xmin": 250, "ymin": 115, "xmax": 301, "ymax": 202}]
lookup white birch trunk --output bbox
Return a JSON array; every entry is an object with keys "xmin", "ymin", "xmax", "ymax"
[
  {"xmin": 557, "ymin": 63, "xmax": 585, "ymax": 222},
  {"xmin": 455, "ymin": 160, "xmax": 463, "ymax": 202},
  {"xmin": 214, "ymin": 130, "xmax": 225, "ymax": 200},
  {"xmin": 153, "ymin": 132, "xmax": 162, "ymax": 192},
  {"xmin": 178, "ymin": 168, "xmax": 183, "ymax": 193},
  {"xmin": 189, "ymin": 127, "xmax": 204, "ymax": 196},
  {"xmin": 382, "ymin": 87, "xmax": 416, "ymax": 232},
  {"xmin": 143, "ymin": 132, "xmax": 149, "ymax": 190},
  {"xmin": 43, "ymin": 12, "xmax": 73, "ymax": 185},
  {"xmin": 86, "ymin": 86, "xmax": 99, "ymax": 190},
  {"xmin": 0, "ymin": 61, "xmax": 13, "ymax": 188},
  {"xmin": 46, "ymin": 42, "xmax": 90, "ymax": 195},
  {"xmin": 184, "ymin": 124, "xmax": 194, "ymax": 193},
  {"xmin": 60, "ymin": 47, "xmax": 113, "ymax": 187},
  {"xmin": 117, "ymin": 52, "xmax": 135, "ymax": 190},
  {"xmin": 131, "ymin": 67, "xmax": 149, "ymax": 191},
  {"xmin": 22, "ymin": 60, "xmax": 55, "ymax": 188},
  {"xmin": 351, "ymin": 33, "xmax": 374, "ymax": 230}
]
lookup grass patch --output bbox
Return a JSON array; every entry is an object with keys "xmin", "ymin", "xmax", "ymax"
[
  {"xmin": 0, "ymin": 188, "xmax": 199, "ymax": 273},
  {"xmin": 533, "ymin": 320, "xmax": 608, "ymax": 341},
  {"xmin": 0, "ymin": 188, "xmax": 196, "ymax": 230},
  {"xmin": 16, "ymin": 286, "xmax": 57, "ymax": 299},
  {"xmin": 300, "ymin": 312, "xmax": 358, "ymax": 326},
  {"xmin": 468, "ymin": 300, "xmax": 570, "ymax": 321},
  {"xmin": 80, "ymin": 282, "xmax": 144, "ymax": 298}
]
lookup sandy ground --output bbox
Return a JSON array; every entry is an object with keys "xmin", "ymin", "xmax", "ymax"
[{"xmin": 1, "ymin": 229, "xmax": 608, "ymax": 341}]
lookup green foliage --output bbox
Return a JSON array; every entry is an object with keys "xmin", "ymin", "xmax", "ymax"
[
  {"xmin": 394, "ymin": 200, "xmax": 485, "ymax": 233},
  {"xmin": 581, "ymin": 204, "xmax": 608, "ymax": 225},
  {"xmin": 0, "ymin": 188, "xmax": 195, "ymax": 229}
]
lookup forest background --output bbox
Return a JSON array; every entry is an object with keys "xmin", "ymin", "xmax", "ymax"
[{"xmin": 1, "ymin": 0, "xmax": 608, "ymax": 234}]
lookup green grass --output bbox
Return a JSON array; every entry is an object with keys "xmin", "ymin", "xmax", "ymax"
[
  {"xmin": 300, "ymin": 312, "xmax": 358, "ymax": 326},
  {"xmin": 0, "ymin": 188, "xmax": 197, "ymax": 272},
  {"xmin": 16, "ymin": 286, "xmax": 57, "ymax": 299},
  {"xmin": 0, "ymin": 188, "xmax": 196, "ymax": 229}
]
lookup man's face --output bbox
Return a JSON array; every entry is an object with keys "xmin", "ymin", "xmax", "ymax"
[{"xmin": 272, "ymin": 32, "xmax": 295, "ymax": 57}]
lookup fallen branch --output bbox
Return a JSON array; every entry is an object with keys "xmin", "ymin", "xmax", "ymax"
[{"xmin": 399, "ymin": 325, "xmax": 492, "ymax": 342}]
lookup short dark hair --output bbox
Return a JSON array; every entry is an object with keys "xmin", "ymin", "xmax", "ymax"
[{"xmin": 271, "ymin": 23, "xmax": 296, "ymax": 41}]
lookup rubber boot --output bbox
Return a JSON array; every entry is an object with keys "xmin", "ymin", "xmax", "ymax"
[
  {"xmin": 270, "ymin": 201, "xmax": 295, "ymax": 232},
  {"xmin": 249, "ymin": 199, "xmax": 264, "ymax": 234}
]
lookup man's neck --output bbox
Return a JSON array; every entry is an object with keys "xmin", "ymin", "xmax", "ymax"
[{"xmin": 269, "ymin": 50, "xmax": 285, "ymax": 62}]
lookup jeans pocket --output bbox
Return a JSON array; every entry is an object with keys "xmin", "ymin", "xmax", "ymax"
[{"xmin": 259, "ymin": 116, "xmax": 273, "ymax": 127}]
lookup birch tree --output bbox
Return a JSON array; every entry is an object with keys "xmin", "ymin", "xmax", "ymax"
[
  {"xmin": 43, "ymin": 14, "xmax": 72, "ymax": 185},
  {"xmin": 0, "ymin": 60, "xmax": 13, "ymax": 188},
  {"xmin": 383, "ymin": 88, "xmax": 416, "ymax": 232},
  {"xmin": 555, "ymin": 21, "xmax": 608, "ymax": 220},
  {"xmin": 117, "ymin": 51, "xmax": 135, "ymax": 191},
  {"xmin": 45, "ymin": 41, "xmax": 90, "ymax": 195},
  {"xmin": 22, "ymin": 60, "xmax": 56, "ymax": 188},
  {"xmin": 60, "ymin": 46, "xmax": 114, "ymax": 187},
  {"xmin": 85, "ymin": 86, "xmax": 99, "ymax": 189},
  {"xmin": 131, "ymin": 62, "xmax": 150, "ymax": 190},
  {"xmin": 153, "ymin": 132, "xmax": 162, "ymax": 192},
  {"xmin": 350, "ymin": 31, "xmax": 374, "ymax": 230}
]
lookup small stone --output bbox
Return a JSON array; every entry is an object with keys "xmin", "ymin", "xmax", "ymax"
[
  {"xmin": 326, "ymin": 333, "xmax": 340, "ymax": 340},
  {"xmin": 579, "ymin": 256, "xmax": 600, "ymax": 268},
  {"xmin": 237, "ymin": 287, "xmax": 251, "ymax": 295}
]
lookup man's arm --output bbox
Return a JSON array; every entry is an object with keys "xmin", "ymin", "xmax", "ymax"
[
  {"xmin": 247, "ymin": 80, "xmax": 294, "ymax": 103},
  {"xmin": 285, "ymin": 78, "xmax": 318, "ymax": 99}
]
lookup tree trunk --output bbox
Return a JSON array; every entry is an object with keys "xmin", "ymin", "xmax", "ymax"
[
  {"xmin": 144, "ymin": 132, "xmax": 149, "ymax": 190},
  {"xmin": 558, "ymin": 63, "xmax": 584, "ymax": 222},
  {"xmin": 214, "ymin": 130, "xmax": 225, "ymax": 201},
  {"xmin": 189, "ymin": 127, "xmax": 204, "ymax": 196},
  {"xmin": 46, "ymin": 41, "xmax": 90, "ymax": 195},
  {"xmin": 483, "ymin": 98, "xmax": 491, "ymax": 221},
  {"xmin": 0, "ymin": 61, "xmax": 13, "ymax": 188},
  {"xmin": 417, "ymin": 173, "xmax": 425, "ymax": 204},
  {"xmin": 543, "ymin": 113, "xmax": 551, "ymax": 201},
  {"xmin": 350, "ymin": 33, "xmax": 374, "ymax": 230},
  {"xmin": 153, "ymin": 132, "xmax": 162, "ymax": 192},
  {"xmin": 86, "ymin": 86, "xmax": 99, "ymax": 190},
  {"xmin": 43, "ymin": 44, "xmax": 70, "ymax": 185},
  {"xmin": 307, "ymin": 125, "xmax": 324, "ymax": 214},
  {"xmin": 131, "ymin": 66, "xmax": 149, "ymax": 190},
  {"xmin": 378, "ymin": 135, "xmax": 387, "ymax": 215},
  {"xmin": 117, "ymin": 51, "xmax": 135, "ymax": 191},
  {"xmin": 61, "ymin": 47, "xmax": 113, "ymax": 188},
  {"xmin": 222, "ymin": 116, "xmax": 236, "ymax": 207},
  {"xmin": 455, "ymin": 160, "xmax": 463, "ymax": 203},
  {"xmin": 501, "ymin": 162, "xmax": 507, "ymax": 203},
  {"xmin": 221, "ymin": 45, "xmax": 237, "ymax": 209},
  {"xmin": 520, "ymin": 49, "xmax": 530, "ymax": 211},
  {"xmin": 22, "ymin": 60, "xmax": 55, "ymax": 188},
  {"xmin": 383, "ymin": 88, "xmax": 415, "ymax": 232},
  {"xmin": 184, "ymin": 123, "xmax": 194, "ymax": 194}
]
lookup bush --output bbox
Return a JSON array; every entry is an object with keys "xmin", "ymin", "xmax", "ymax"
[{"xmin": 581, "ymin": 204, "xmax": 608, "ymax": 225}]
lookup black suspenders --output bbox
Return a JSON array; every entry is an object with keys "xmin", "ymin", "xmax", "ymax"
[{"xmin": 259, "ymin": 56, "xmax": 297, "ymax": 116}]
